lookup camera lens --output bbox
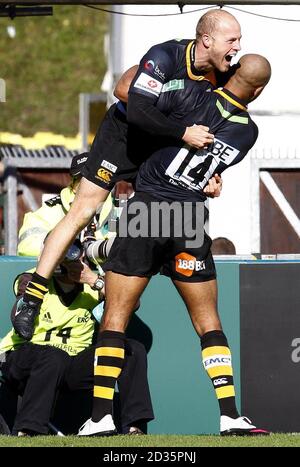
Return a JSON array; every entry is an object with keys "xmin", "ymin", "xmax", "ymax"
[{"xmin": 65, "ymin": 242, "xmax": 82, "ymax": 261}]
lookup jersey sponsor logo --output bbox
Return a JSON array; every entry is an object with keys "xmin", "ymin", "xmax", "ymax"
[
  {"xmin": 51, "ymin": 343, "xmax": 75, "ymax": 355},
  {"xmin": 161, "ymin": 79, "xmax": 184, "ymax": 93},
  {"xmin": 101, "ymin": 159, "xmax": 117, "ymax": 173},
  {"xmin": 211, "ymin": 138, "xmax": 239, "ymax": 166},
  {"xmin": 96, "ymin": 168, "xmax": 112, "ymax": 184},
  {"xmin": 134, "ymin": 72, "xmax": 162, "ymax": 97},
  {"xmin": 76, "ymin": 156, "xmax": 88, "ymax": 165},
  {"xmin": 213, "ymin": 377, "xmax": 228, "ymax": 386},
  {"xmin": 148, "ymin": 80, "xmax": 158, "ymax": 89},
  {"xmin": 144, "ymin": 59, "xmax": 155, "ymax": 71},
  {"xmin": 203, "ymin": 355, "xmax": 232, "ymax": 369},
  {"xmin": 168, "ymin": 177, "xmax": 179, "ymax": 186},
  {"xmin": 78, "ymin": 311, "xmax": 91, "ymax": 324},
  {"xmin": 175, "ymin": 252, "xmax": 205, "ymax": 277},
  {"xmin": 144, "ymin": 60, "xmax": 165, "ymax": 80},
  {"xmin": 42, "ymin": 311, "xmax": 53, "ymax": 323},
  {"xmin": 153, "ymin": 65, "xmax": 165, "ymax": 80}
]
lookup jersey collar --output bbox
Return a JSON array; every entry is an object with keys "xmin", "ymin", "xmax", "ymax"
[
  {"xmin": 186, "ymin": 41, "xmax": 207, "ymax": 81},
  {"xmin": 214, "ymin": 88, "xmax": 248, "ymax": 112}
]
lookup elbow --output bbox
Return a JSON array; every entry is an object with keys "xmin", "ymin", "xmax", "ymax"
[{"xmin": 114, "ymin": 84, "xmax": 127, "ymax": 103}]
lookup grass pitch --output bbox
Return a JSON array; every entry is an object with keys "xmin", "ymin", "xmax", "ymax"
[{"xmin": 0, "ymin": 433, "xmax": 300, "ymax": 447}]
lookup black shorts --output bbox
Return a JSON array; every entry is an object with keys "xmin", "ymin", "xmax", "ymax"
[
  {"xmin": 103, "ymin": 192, "xmax": 216, "ymax": 283},
  {"xmin": 81, "ymin": 103, "xmax": 146, "ymax": 191}
]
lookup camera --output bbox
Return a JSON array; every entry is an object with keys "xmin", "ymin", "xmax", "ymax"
[{"xmin": 64, "ymin": 238, "xmax": 83, "ymax": 262}]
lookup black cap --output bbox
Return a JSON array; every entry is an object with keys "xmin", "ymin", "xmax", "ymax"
[{"xmin": 70, "ymin": 152, "xmax": 88, "ymax": 177}]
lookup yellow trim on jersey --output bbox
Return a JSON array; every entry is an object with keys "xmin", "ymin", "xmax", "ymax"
[
  {"xmin": 94, "ymin": 385, "xmax": 114, "ymax": 400},
  {"xmin": 94, "ymin": 365, "xmax": 122, "ymax": 378},
  {"xmin": 186, "ymin": 41, "xmax": 206, "ymax": 81},
  {"xmin": 214, "ymin": 89, "xmax": 248, "ymax": 111},
  {"xmin": 206, "ymin": 366, "xmax": 233, "ymax": 378},
  {"xmin": 202, "ymin": 346, "xmax": 231, "ymax": 358},
  {"xmin": 215, "ymin": 385, "xmax": 235, "ymax": 399},
  {"xmin": 95, "ymin": 347, "xmax": 125, "ymax": 359}
]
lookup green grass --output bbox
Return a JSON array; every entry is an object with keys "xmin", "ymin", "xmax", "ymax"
[
  {"xmin": 0, "ymin": 433, "xmax": 300, "ymax": 447},
  {"xmin": 0, "ymin": 5, "xmax": 108, "ymax": 136}
]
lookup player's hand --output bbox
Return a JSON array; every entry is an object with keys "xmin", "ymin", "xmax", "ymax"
[
  {"xmin": 182, "ymin": 125, "xmax": 214, "ymax": 149},
  {"xmin": 203, "ymin": 174, "xmax": 223, "ymax": 198}
]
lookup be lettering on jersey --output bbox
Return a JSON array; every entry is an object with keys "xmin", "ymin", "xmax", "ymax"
[
  {"xmin": 211, "ymin": 138, "xmax": 239, "ymax": 165},
  {"xmin": 134, "ymin": 72, "xmax": 163, "ymax": 97}
]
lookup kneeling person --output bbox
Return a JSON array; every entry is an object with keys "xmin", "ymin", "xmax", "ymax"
[{"xmin": 0, "ymin": 250, "xmax": 153, "ymax": 436}]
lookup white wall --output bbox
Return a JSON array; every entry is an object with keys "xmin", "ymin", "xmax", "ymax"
[
  {"xmin": 209, "ymin": 114, "xmax": 300, "ymax": 253},
  {"xmin": 208, "ymin": 151, "xmax": 251, "ymax": 254}
]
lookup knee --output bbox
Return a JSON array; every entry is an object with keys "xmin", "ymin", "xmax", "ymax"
[{"xmin": 100, "ymin": 303, "xmax": 131, "ymax": 333}]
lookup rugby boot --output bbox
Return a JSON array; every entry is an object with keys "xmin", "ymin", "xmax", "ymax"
[
  {"xmin": 220, "ymin": 415, "xmax": 270, "ymax": 436},
  {"xmin": 78, "ymin": 415, "xmax": 117, "ymax": 436}
]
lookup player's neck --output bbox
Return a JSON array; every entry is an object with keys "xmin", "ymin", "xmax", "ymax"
[
  {"xmin": 193, "ymin": 42, "xmax": 214, "ymax": 73},
  {"xmin": 224, "ymin": 82, "xmax": 250, "ymax": 104}
]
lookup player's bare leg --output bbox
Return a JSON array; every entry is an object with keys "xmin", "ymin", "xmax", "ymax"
[
  {"xmin": 101, "ymin": 272, "xmax": 150, "ymax": 332},
  {"xmin": 173, "ymin": 278, "xmax": 269, "ymax": 436},
  {"xmin": 173, "ymin": 278, "xmax": 220, "ymax": 336},
  {"xmin": 36, "ymin": 178, "xmax": 109, "ymax": 278},
  {"xmin": 12, "ymin": 178, "xmax": 110, "ymax": 341},
  {"xmin": 79, "ymin": 272, "xmax": 149, "ymax": 436}
]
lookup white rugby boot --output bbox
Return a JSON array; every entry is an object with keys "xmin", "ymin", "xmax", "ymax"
[
  {"xmin": 220, "ymin": 415, "xmax": 270, "ymax": 436},
  {"xmin": 78, "ymin": 414, "xmax": 117, "ymax": 436}
]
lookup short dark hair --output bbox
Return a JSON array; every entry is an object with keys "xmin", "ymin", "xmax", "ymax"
[{"xmin": 211, "ymin": 237, "xmax": 236, "ymax": 255}]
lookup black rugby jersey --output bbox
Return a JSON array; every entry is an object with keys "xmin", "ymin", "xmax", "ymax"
[
  {"xmin": 135, "ymin": 80, "xmax": 258, "ymax": 202},
  {"xmin": 129, "ymin": 39, "xmax": 216, "ymax": 101},
  {"xmin": 127, "ymin": 39, "xmax": 220, "ymax": 139}
]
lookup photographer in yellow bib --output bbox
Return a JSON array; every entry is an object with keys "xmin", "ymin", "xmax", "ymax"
[{"xmin": 0, "ymin": 241, "xmax": 153, "ymax": 436}]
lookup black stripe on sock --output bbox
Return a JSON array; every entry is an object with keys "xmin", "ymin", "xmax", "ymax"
[
  {"xmin": 97, "ymin": 330, "xmax": 126, "ymax": 344},
  {"xmin": 219, "ymin": 397, "xmax": 239, "ymax": 418},
  {"xmin": 96, "ymin": 356, "xmax": 124, "ymax": 367},
  {"xmin": 200, "ymin": 330, "xmax": 228, "ymax": 350},
  {"xmin": 94, "ymin": 376, "xmax": 117, "ymax": 388}
]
